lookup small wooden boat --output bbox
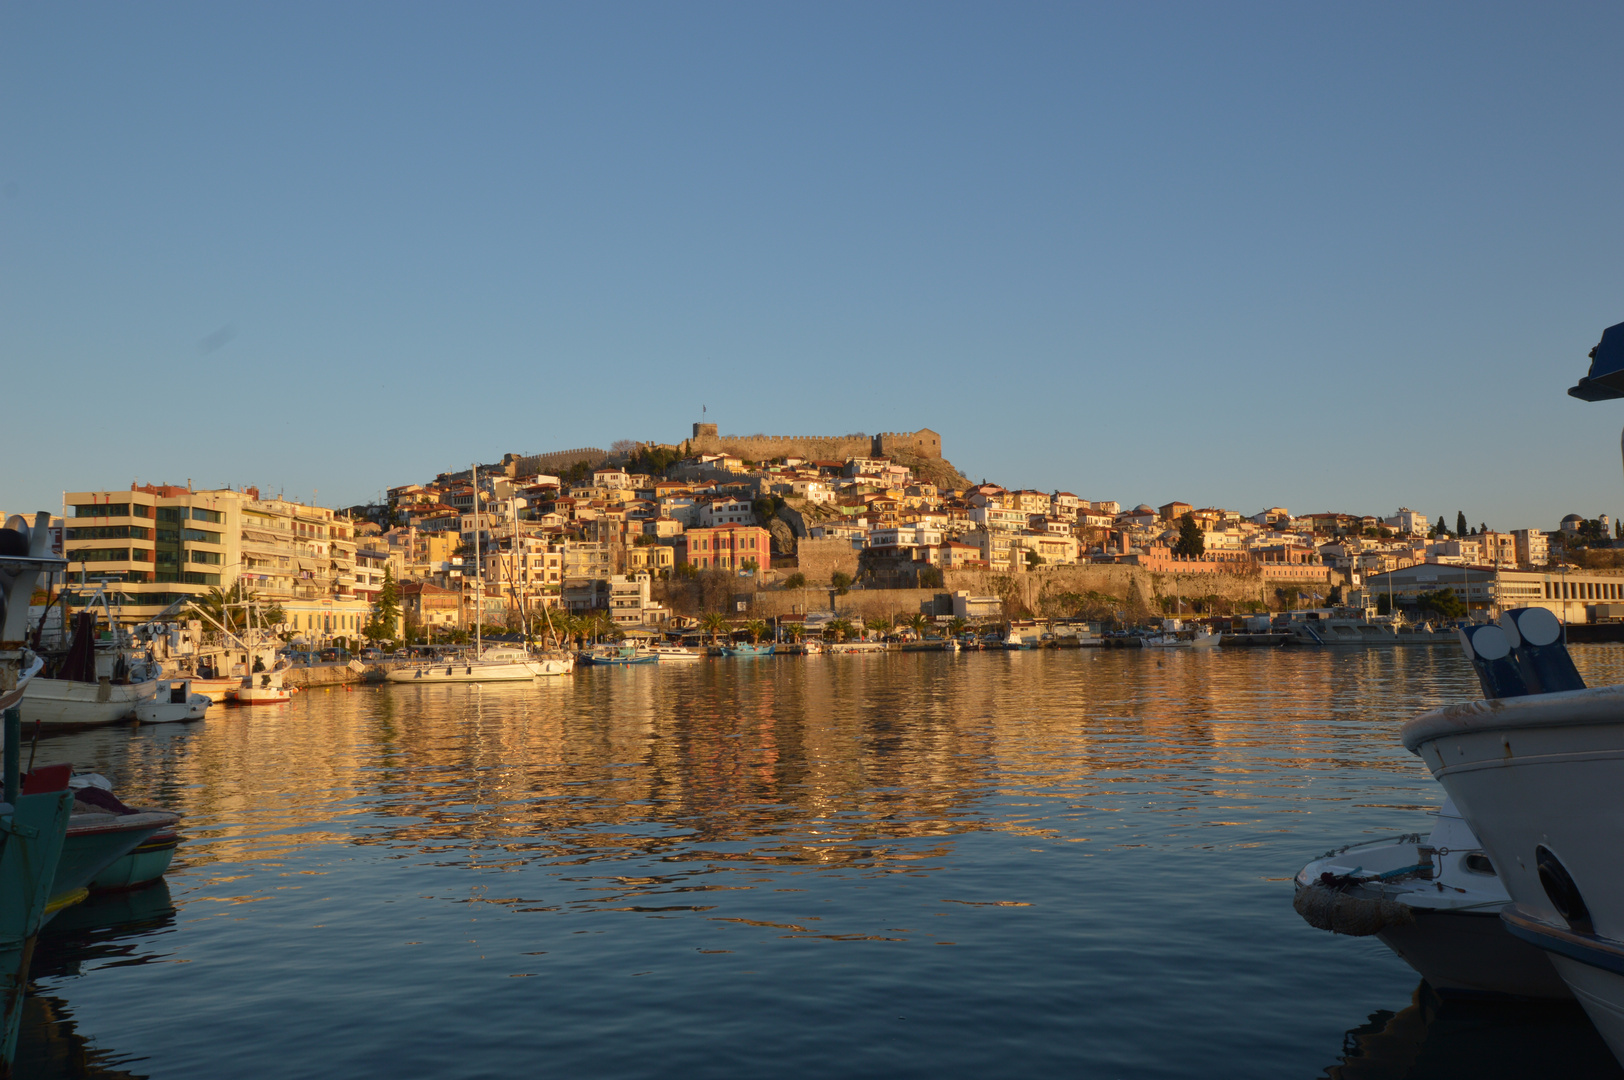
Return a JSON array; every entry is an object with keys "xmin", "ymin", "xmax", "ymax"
[{"xmin": 718, "ymin": 643, "xmax": 775, "ymax": 657}]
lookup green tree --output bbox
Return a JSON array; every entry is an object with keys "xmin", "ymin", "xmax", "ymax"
[
  {"xmin": 700, "ymin": 612, "xmax": 730, "ymax": 646},
  {"xmin": 948, "ymin": 617, "xmax": 968, "ymax": 637},
  {"xmin": 906, "ymin": 612, "xmax": 929, "ymax": 637},
  {"xmin": 1326, "ymin": 584, "xmax": 1343, "ymax": 606},
  {"xmin": 827, "ymin": 618, "xmax": 855, "ymax": 643},
  {"xmin": 1456, "ymin": 511, "xmax": 1468, "ymax": 538},
  {"xmin": 366, "ymin": 566, "xmax": 401, "ymax": 640},
  {"xmin": 782, "ymin": 572, "xmax": 806, "ymax": 590},
  {"xmin": 1436, "ymin": 516, "xmax": 1449, "ymax": 537},
  {"xmin": 1414, "ymin": 587, "xmax": 1466, "ymax": 620},
  {"xmin": 1173, "ymin": 513, "xmax": 1206, "ymax": 558},
  {"xmin": 831, "ymin": 570, "xmax": 853, "ymax": 595},
  {"xmin": 917, "ymin": 565, "xmax": 944, "ymax": 588},
  {"xmin": 864, "ymin": 615, "xmax": 892, "ymax": 637},
  {"xmin": 743, "ymin": 619, "xmax": 768, "ymax": 643},
  {"xmin": 1024, "ymin": 550, "xmax": 1042, "ymax": 569}
]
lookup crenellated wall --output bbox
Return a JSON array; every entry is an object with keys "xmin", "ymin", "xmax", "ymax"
[{"xmin": 688, "ymin": 424, "xmax": 941, "ymax": 462}]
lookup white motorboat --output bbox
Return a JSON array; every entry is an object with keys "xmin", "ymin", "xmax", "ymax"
[
  {"xmin": 827, "ymin": 641, "xmax": 886, "ymax": 654},
  {"xmin": 646, "ymin": 644, "xmax": 702, "ymax": 662},
  {"xmin": 1190, "ymin": 629, "xmax": 1221, "ymax": 649},
  {"xmin": 1403, "ymin": 673, "xmax": 1624, "ymax": 1052},
  {"xmin": 229, "ymin": 666, "xmax": 294, "ymax": 705},
  {"xmin": 386, "ymin": 646, "xmax": 558, "ymax": 683},
  {"xmin": 1294, "ymin": 798, "xmax": 1568, "ymax": 998},
  {"xmin": 133, "ymin": 679, "xmax": 211, "ymax": 724},
  {"xmin": 1139, "ymin": 633, "xmax": 1189, "ymax": 648}
]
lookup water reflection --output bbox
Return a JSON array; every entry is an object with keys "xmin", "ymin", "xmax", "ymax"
[
  {"xmin": 19, "ymin": 648, "xmax": 1624, "ymax": 1078},
  {"xmin": 16, "ymin": 886, "xmax": 176, "ymax": 1079},
  {"xmin": 1325, "ymin": 981, "xmax": 1624, "ymax": 1078}
]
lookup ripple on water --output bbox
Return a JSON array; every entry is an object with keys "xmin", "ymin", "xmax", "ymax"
[{"xmin": 19, "ymin": 647, "xmax": 1624, "ymax": 1078}]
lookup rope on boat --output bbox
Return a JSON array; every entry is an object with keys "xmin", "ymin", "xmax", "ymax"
[{"xmin": 1293, "ymin": 882, "xmax": 1416, "ymax": 937}]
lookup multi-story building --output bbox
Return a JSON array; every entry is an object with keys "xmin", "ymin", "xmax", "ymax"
[
  {"xmin": 1512, "ymin": 528, "xmax": 1550, "ymax": 567},
  {"xmin": 63, "ymin": 484, "xmax": 370, "ymax": 639},
  {"xmin": 675, "ymin": 526, "xmax": 772, "ymax": 572}
]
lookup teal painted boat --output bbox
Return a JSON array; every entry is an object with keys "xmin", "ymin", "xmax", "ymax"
[
  {"xmin": 719, "ymin": 643, "xmax": 775, "ymax": 657},
  {"xmin": 89, "ymin": 828, "xmax": 180, "ymax": 892},
  {"xmin": 0, "ymin": 705, "xmax": 75, "ymax": 1068},
  {"xmin": 48, "ymin": 807, "xmax": 179, "ymax": 916}
]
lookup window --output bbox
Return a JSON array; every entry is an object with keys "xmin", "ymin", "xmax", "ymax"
[
  {"xmin": 66, "ymin": 526, "xmax": 150, "ymax": 541},
  {"xmin": 71, "ymin": 503, "xmax": 130, "ymax": 518},
  {"xmin": 191, "ymin": 507, "xmax": 224, "ymax": 524},
  {"xmin": 157, "ymin": 507, "xmax": 183, "ymax": 523},
  {"xmin": 182, "ymin": 571, "xmax": 220, "ymax": 586},
  {"xmin": 189, "ymin": 549, "xmax": 222, "ymax": 565},
  {"xmin": 68, "ymin": 547, "xmax": 130, "ymax": 562},
  {"xmin": 182, "ymin": 528, "xmax": 222, "ymax": 545}
]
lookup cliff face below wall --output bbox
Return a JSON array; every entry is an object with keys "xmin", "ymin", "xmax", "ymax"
[{"xmin": 744, "ymin": 562, "xmax": 1343, "ymax": 621}]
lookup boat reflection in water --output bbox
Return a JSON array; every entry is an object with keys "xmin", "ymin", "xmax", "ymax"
[
  {"xmin": 14, "ymin": 884, "xmax": 175, "ymax": 1079},
  {"xmin": 1326, "ymin": 981, "xmax": 1623, "ymax": 1079}
]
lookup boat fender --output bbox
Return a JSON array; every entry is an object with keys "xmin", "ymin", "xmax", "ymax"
[{"xmin": 1293, "ymin": 882, "xmax": 1416, "ymax": 936}]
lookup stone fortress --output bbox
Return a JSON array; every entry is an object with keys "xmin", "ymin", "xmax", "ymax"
[{"xmin": 687, "ymin": 423, "xmax": 941, "ymax": 463}]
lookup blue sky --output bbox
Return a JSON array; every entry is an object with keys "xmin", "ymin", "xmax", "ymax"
[{"xmin": 5, "ymin": 3, "xmax": 1624, "ymax": 530}]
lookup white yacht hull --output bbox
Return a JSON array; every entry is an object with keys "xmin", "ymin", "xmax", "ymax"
[
  {"xmin": 19, "ymin": 678, "xmax": 155, "ymax": 729},
  {"xmin": 387, "ymin": 660, "xmax": 551, "ymax": 683},
  {"xmin": 1403, "ymin": 686, "xmax": 1624, "ymax": 1054}
]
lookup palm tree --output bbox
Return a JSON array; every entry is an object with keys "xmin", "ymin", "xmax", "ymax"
[
  {"xmin": 743, "ymin": 619, "xmax": 768, "ymax": 644},
  {"xmin": 700, "ymin": 612, "xmax": 730, "ymax": 646},
  {"xmin": 948, "ymin": 617, "xmax": 968, "ymax": 638},
  {"xmin": 827, "ymin": 618, "xmax": 854, "ymax": 643},
  {"xmin": 906, "ymin": 612, "xmax": 929, "ymax": 638},
  {"xmin": 864, "ymin": 615, "xmax": 891, "ymax": 639}
]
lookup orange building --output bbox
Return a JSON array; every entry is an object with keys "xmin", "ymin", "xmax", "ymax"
[{"xmin": 676, "ymin": 526, "xmax": 772, "ymax": 572}]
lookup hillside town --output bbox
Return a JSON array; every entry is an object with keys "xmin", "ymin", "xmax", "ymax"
[{"xmin": 28, "ymin": 421, "xmax": 1624, "ymax": 643}]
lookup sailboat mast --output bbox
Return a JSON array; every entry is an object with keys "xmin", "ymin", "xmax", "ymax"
[{"xmin": 473, "ymin": 463, "xmax": 481, "ymax": 657}]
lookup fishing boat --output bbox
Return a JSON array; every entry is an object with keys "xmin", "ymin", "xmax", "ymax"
[
  {"xmin": 0, "ymin": 514, "xmax": 75, "ymax": 1069},
  {"xmin": 1293, "ymin": 797, "xmax": 1567, "ymax": 998},
  {"xmin": 1139, "ymin": 632, "xmax": 1189, "ymax": 649},
  {"xmin": 1003, "ymin": 631, "xmax": 1036, "ymax": 650},
  {"xmin": 229, "ymin": 665, "xmax": 295, "ymax": 703},
  {"xmin": 719, "ymin": 642, "xmax": 775, "ymax": 657},
  {"xmin": 1390, "ymin": 326, "xmax": 1624, "ymax": 1064},
  {"xmin": 1401, "ymin": 608, "xmax": 1624, "ymax": 1057},
  {"xmin": 20, "ymin": 603, "xmax": 160, "ymax": 731},
  {"xmin": 133, "ymin": 678, "xmax": 211, "ymax": 723},
  {"xmin": 581, "ymin": 645, "xmax": 657, "ymax": 666},
  {"xmin": 1190, "ymin": 629, "xmax": 1221, "ymax": 649},
  {"xmin": 45, "ymin": 777, "xmax": 180, "ymax": 918}
]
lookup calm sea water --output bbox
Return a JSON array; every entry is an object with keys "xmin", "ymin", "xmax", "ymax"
[{"xmin": 18, "ymin": 647, "xmax": 1624, "ymax": 1079}]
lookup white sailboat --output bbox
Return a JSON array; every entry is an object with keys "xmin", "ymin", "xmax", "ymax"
[{"xmin": 387, "ymin": 466, "xmax": 568, "ymax": 683}]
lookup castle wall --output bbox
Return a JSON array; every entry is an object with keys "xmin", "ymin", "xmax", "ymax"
[{"xmin": 687, "ymin": 425, "xmax": 941, "ymax": 463}]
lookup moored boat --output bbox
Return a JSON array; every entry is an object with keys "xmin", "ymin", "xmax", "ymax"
[
  {"xmin": 1294, "ymin": 798, "xmax": 1568, "ymax": 998},
  {"xmin": 387, "ymin": 645, "xmax": 563, "ymax": 681},
  {"xmin": 133, "ymin": 678, "xmax": 211, "ymax": 723},
  {"xmin": 719, "ymin": 643, "xmax": 775, "ymax": 657},
  {"xmin": 230, "ymin": 666, "xmax": 294, "ymax": 703},
  {"xmin": 647, "ymin": 644, "xmax": 703, "ymax": 661}
]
